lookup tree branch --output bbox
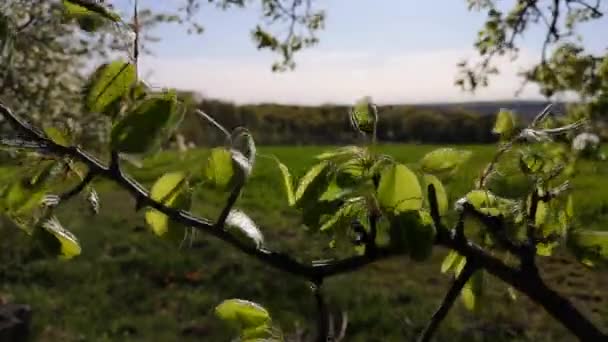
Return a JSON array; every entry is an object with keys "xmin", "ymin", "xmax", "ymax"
[
  {"xmin": 1, "ymin": 102, "xmax": 605, "ymax": 341},
  {"xmin": 437, "ymin": 234, "xmax": 606, "ymax": 341},
  {"xmin": 418, "ymin": 261, "xmax": 478, "ymax": 342}
]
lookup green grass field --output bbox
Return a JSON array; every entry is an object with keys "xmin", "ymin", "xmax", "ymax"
[{"xmin": 1, "ymin": 144, "xmax": 607, "ymax": 341}]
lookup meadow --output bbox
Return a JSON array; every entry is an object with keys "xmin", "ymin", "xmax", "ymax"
[{"xmin": 1, "ymin": 144, "xmax": 607, "ymax": 341}]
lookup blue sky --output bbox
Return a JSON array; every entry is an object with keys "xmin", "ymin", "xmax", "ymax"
[{"xmin": 116, "ymin": 0, "xmax": 607, "ymax": 105}]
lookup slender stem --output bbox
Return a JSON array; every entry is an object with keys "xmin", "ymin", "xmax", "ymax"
[
  {"xmin": 216, "ymin": 184, "xmax": 242, "ymax": 228},
  {"xmin": 418, "ymin": 261, "xmax": 478, "ymax": 342},
  {"xmin": 313, "ymin": 282, "xmax": 331, "ymax": 342}
]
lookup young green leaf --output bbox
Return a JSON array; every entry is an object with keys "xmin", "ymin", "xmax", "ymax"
[
  {"xmin": 145, "ymin": 172, "xmax": 191, "ymax": 241},
  {"xmin": 273, "ymin": 158, "xmax": 295, "ymax": 206},
  {"xmin": 462, "ymin": 270, "xmax": 484, "ymax": 311},
  {"xmin": 349, "ymin": 96, "xmax": 378, "ymax": 136},
  {"xmin": 44, "ymin": 126, "xmax": 71, "ymax": 147},
  {"xmin": 204, "ymin": 148, "xmax": 235, "ymax": 191},
  {"xmin": 110, "ymin": 92, "xmax": 178, "ymax": 154},
  {"xmin": 215, "ymin": 299, "xmax": 271, "ymax": 329},
  {"xmin": 535, "ymin": 200, "xmax": 548, "ymax": 226},
  {"xmin": 319, "ymin": 197, "xmax": 366, "ymax": 232},
  {"xmin": 85, "ymin": 61, "xmax": 136, "ymax": 114},
  {"xmin": 225, "ymin": 210, "xmax": 264, "ymax": 249},
  {"xmin": 419, "ymin": 148, "xmax": 472, "ymax": 174},
  {"xmin": 315, "ymin": 145, "xmax": 366, "ymax": 161},
  {"xmin": 294, "ymin": 161, "xmax": 331, "ymax": 207},
  {"xmin": 230, "ymin": 128, "xmax": 257, "ymax": 182},
  {"xmin": 35, "ymin": 216, "xmax": 81, "ymax": 260},
  {"xmin": 566, "ymin": 229, "xmax": 608, "ymax": 268},
  {"xmin": 377, "ymin": 163, "xmax": 422, "ymax": 213},
  {"xmin": 423, "ymin": 174, "xmax": 448, "ymax": 216},
  {"xmin": 493, "ymin": 109, "xmax": 516, "ymax": 139},
  {"xmin": 441, "ymin": 250, "xmax": 464, "ymax": 273},
  {"xmin": 63, "ymin": 0, "xmax": 121, "ymax": 23}
]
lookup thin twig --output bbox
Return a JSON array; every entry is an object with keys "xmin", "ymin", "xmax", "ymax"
[{"xmin": 418, "ymin": 261, "xmax": 478, "ymax": 342}]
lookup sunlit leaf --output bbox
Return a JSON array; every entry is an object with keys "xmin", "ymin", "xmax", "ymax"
[
  {"xmin": 349, "ymin": 96, "xmax": 377, "ymax": 135},
  {"xmin": 319, "ymin": 197, "xmax": 366, "ymax": 232},
  {"xmin": 110, "ymin": 91, "xmax": 178, "ymax": 154},
  {"xmin": 35, "ymin": 216, "xmax": 81, "ymax": 260},
  {"xmin": 273, "ymin": 158, "xmax": 295, "ymax": 206},
  {"xmin": 535, "ymin": 200, "xmax": 548, "ymax": 226},
  {"xmin": 204, "ymin": 148, "xmax": 235, "ymax": 190},
  {"xmin": 215, "ymin": 299, "xmax": 271, "ymax": 330},
  {"xmin": 492, "ymin": 109, "xmax": 516, "ymax": 139},
  {"xmin": 441, "ymin": 250, "xmax": 464, "ymax": 273},
  {"xmin": 420, "ymin": 148, "xmax": 472, "ymax": 174},
  {"xmin": 463, "ymin": 190, "xmax": 516, "ymax": 217},
  {"xmin": 423, "ymin": 174, "xmax": 448, "ymax": 216},
  {"xmin": 145, "ymin": 172, "xmax": 191, "ymax": 241},
  {"xmin": 225, "ymin": 210, "xmax": 264, "ymax": 249},
  {"xmin": 63, "ymin": 0, "xmax": 121, "ymax": 22},
  {"xmin": 44, "ymin": 126, "xmax": 70, "ymax": 147},
  {"xmin": 377, "ymin": 163, "xmax": 422, "ymax": 213},
  {"xmin": 85, "ymin": 61, "xmax": 136, "ymax": 114},
  {"xmin": 462, "ymin": 270, "xmax": 483, "ymax": 311},
  {"xmin": 294, "ymin": 161, "xmax": 331, "ymax": 207},
  {"xmin": 230, "ymin": 128, "xmax": 256, "ymax": 181},
  {"xmin": 566, "ymin": 229, "xmax": 608, "ymax": 268},
  {"xmin": 315, "ymin": 146, "xmax": 366, "ymax": 161}
]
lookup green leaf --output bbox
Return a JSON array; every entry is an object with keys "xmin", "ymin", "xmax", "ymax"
[
  {"xmin": 377, "ymin": 163, "xmax": 422, "ymax": 213},
  {"xmin": 273, "ymin": 158, "xmax": 295, "ymax": 206},
  {"xmin": 464, "ymin": 189, "xmax": 516, "ymax": 217},
  {"xmin": 204, "ymin": 148, "xmax": 235, "ymax": 190},
  {"xmin": 409, "ymin": 211, "xmax": 436, "ymax": 261},
  {"xmin": 519, "ymin": 151, "xmax": 544, "ymax": 174},
  {"xmin": 215, "ymin": 299, "xmax": 271, "ymax": 330},
  {"xmin": 44, "ymin": 126, "xmax": 70, "ymax": 147},
  {"xmin": 145, "ymin": 172, "xmax": 191, "ymax": 241},
  {"xmin": 423, "ymin": 174, "xmax": 448, "ymax": 216},
  {"xmin": 420, "ymin": 148, "xmax": 472, "ymax": 174},
  {"xmin": 441, "ymin": 250, "xmax": 464, "ymax": 273},
  {"xmin": 315, "ymin": 146, "xmax": 366, "ymax": 161},
  {"xmin": 462, "ymin": 270, "xmax": 484, "ymax": 311},
  {"xmin": 566, "ymin": 230, "xmax": 608, "ymax": 268},
  {"xmin": 319, "ymin": 197, "xmax": 366, "ymax": 232},
  {"xmin": 294, "ymin": 161, "xmax": 331, "ymax": 207},
  {"xmin": 63, "ymin": 0, "xmax": 121, "ymax": 22},
  {"xmin": 225, "ymin": 210, "xmax": 264, "ymax": 249},
  {"xmin": 110, "ymin": 92, "xmax": 178, "ymax": 154},
  {"xmin": 300, "ymin": 200, "xmax": 342, "ymax": 231},
  {"xmin": 566, "ymin": 195, "xmax": 574, "ymax": 219},
  {"xmin": 34, "ymin": 216, "xmax": 81, "ymax": 260},
  {"xmin": 230, "ymin": 128, "xmax": 256, "ymax": 180},
  {"xmin": 389, "ymin": 210, "xmax": 436, "ymax": 260},
  {"xmin": 535, "ymin": 200, "xmax": 548, "ymax": 226},
  {"xmin": 349, "ymin": 96, "xmax": 378, "ymax": 135},
  {"xmin": 492, "ymin": 109, "xmax": 516, "ymax": 139},
  {"xmin": 85, "ymin": 61, "xmax": 136, "ymax": 114}
]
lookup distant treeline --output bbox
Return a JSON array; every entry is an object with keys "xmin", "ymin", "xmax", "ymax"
[{"xmin": 175, "ymin": 95, "xmax": 561, "ymax": 146}]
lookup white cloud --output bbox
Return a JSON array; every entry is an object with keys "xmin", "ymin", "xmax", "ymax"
[{"xmin": 139, "ymin": 48, "xmax": 555, "ymax": 105}]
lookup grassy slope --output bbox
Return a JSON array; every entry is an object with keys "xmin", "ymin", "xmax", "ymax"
[{"xmin": 1, "ymin": 144, "xmax": 607, "ymax": 341}]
